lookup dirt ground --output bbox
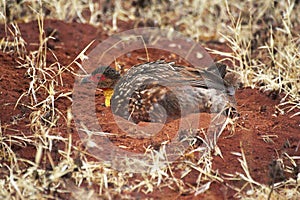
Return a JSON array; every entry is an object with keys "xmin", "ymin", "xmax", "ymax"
[{"xmin": 0, "ymin": 20, "xmax": 299, "ymax": 199}]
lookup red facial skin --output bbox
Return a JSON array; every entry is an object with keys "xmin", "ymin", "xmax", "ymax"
[
  {"xmin": 90, "ymin": 74, "xmax": 106, "ymax": 82},
  {"xmin": 89, "ymin": 74, "xmax": 112, "ymax": 91}
]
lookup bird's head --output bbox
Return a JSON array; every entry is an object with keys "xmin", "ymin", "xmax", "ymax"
[
  {"xmin": 81, "ymin": 66, "xmax": 121, "ymax": 88},
  {"xmin": 81, "ymin": 66, "xmax": 121, "ymax": 106}
]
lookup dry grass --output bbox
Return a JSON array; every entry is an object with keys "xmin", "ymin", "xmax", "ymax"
[
  {"xmin": 0, "ymin": 0, "xmax": 299, "ymax": 199},
  {"xmin": 227, "ymin": 145, "xmax": 300, "ymax": 199}
]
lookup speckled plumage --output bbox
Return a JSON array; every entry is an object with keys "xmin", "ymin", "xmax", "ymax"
[{"xmin": 82, "ymin": 60, "xmax": 236, "ymax": 123}]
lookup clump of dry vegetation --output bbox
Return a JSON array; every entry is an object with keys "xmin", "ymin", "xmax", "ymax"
[
  {"xmin": 1, "ymin": 1, "xmax": 299, "ymax": 112},
  {"xmin": 0, "ymin": 0, "xmax": 299, "ymax": 199}
]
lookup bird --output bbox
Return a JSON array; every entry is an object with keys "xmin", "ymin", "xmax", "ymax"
[{"xmin": 81, "ymin": 60, "xmax": 236, "ymax": 123}]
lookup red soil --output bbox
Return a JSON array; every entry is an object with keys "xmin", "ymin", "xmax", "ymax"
[{"xmin": 0, "ymin": 20, "xmax": 299, "ymax": 199}]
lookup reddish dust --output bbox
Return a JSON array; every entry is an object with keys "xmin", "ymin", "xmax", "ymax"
[{"xmin": 0, "ymin": 20, "xmax": 299, "ymax": 199}]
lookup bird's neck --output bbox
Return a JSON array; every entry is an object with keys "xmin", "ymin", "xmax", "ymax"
[{"xmin": 102, "ymin": 88, "xmax": 114, "ymax": 107}]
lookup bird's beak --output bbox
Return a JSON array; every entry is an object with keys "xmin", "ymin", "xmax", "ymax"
[{"xmin": 80, "ymin": 75, "xmax": 92, "ymax": 84}]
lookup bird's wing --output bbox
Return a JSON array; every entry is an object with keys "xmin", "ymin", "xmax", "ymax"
[{"xmin": 114, "ymin": 60, "xmax": 231, "ymax": 94}]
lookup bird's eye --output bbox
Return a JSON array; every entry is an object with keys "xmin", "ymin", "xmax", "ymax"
[{"xmin": 95, "ymin": 74, "xmax": 105, "ymax": 80}]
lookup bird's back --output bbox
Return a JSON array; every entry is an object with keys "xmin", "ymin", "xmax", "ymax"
[{"xmin": 111, "ymin": 60, "xmax": 234, "ymax": 123}]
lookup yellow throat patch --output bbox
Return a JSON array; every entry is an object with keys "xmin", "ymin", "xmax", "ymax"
[{"xmin": 103, "ymin": 89, "xmax": 114, "ymax": 107}]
